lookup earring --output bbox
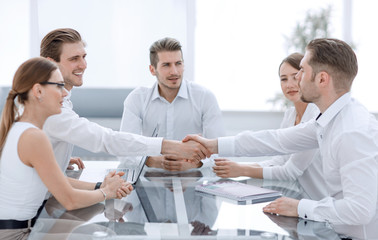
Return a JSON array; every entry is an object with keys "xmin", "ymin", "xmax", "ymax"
[{"xmin": 38, "ymin": 97, "xmax": 42, "ymax": 102}]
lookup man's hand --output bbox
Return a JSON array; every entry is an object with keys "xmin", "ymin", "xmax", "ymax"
[
  {"xmin": 182, "ymin": 134, "xmax": 218, "ymax": 155},
  {"xmin": 161, "ymin": 139, "xmax": 211, "ymax": 163},
  {"xmin": 147, "ymin": 155, "xmax": 202, "ymax": 171},
  {"xmin": 67, "ymin": 156, "xmax": 85, "ymax": 170},
  {"xmin": 213, "ymin": 159, "xmax": 245, "ymax": 178},
  {"xmin": 162, "ymin": 157, "xmax": 202, "ymax": 171},
  {"xmin": 191, "ymin": 221, "xmax": 216, "ymax": 236},
  {"xmin": 145, "ymin": 156, "xmax": 165, "ymax": 168},
  {"xmin": 263, "ymin": 197, "xmax": 299, "ymax": 217},
  {"xmin": 263, "ymin": 212, "xmax": 298, "ymax": 231}
]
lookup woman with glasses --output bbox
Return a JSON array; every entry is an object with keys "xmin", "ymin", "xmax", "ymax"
[{"xmin": 0, "ymin": 57, "xmax": 133, "ymax": 240}]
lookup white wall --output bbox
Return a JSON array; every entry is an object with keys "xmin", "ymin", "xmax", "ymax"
[{"xmin": 1, "ymin": 0, "xmax": 378, "ymax": 114}]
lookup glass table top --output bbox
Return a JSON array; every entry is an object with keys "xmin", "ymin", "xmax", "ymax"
[{"xmin": 28, "ymin": 161, "xmax": 378, "ymax": 240}]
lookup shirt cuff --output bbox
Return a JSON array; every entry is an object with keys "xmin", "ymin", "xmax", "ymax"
[
  {"xmin": 147, "ymin": 137, "xmax": 163, "ymax": 155},
  {"xmin": 218, "ymin": 136, "xmax": 235, "ymax": 156},
  {"xmin": 256, "ymin": 161, "xmax": 270, "ymax": 167},
  {"xmin": 298, "ymin": 198, "xmax": 318, "ymax": 220},
  {"xmin": 262, "ymin": 167, "xmax": 273, "ymax": 179},
  {"xmin": 200, "ymin": 158, "xmax": 213, "ymax": 168}
]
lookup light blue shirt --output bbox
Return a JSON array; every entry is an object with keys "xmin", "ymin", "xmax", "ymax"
[{"xmin": 119, "ymin": 80, "xmax": 225, "ymax": 166}]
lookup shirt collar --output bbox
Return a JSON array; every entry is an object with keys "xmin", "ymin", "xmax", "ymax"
[
  {"xmin": 64, "ymin": 88, "xmax": 71, "ymax": 100},
  {"xmin": 62, "ymin": 89, "xmax": 73, "ymax": 109},
  {"xmin": 316, "ymin": 92, "xmax": 351, "ymax": 127},
  {"xmin": 151, "ymin": 82, "xmax": 160, "ymax": 101},
  {"xmin": 176, "ymin": 80, "xmax": 188, "ymax": 99},
  {"xmin": 151, "ymin": 80, "xmax": 188, "ymax": 101}
]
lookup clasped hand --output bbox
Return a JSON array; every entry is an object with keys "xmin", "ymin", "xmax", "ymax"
[
  {"xmin": 148, "ymin": 155, "xmax": 202, "ymax": 171},
  {"xmin": 102, "ymin": 171, "xmax": 134, "ymax": 199},
  {"xmin": 161, "ymin": 134, "xmax": 216, "ymax": 167}
]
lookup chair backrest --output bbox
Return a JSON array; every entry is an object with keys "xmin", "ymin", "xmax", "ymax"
[
  {"xmin": 70, "ymin": 87, "xmax": 133, "ymax": 118},
  {"xmin": 0, "ymin": 86, "xmax": 133, "ymax": 119}
]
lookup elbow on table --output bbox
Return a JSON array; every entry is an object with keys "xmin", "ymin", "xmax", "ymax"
[
  {"xmin": 58, "ymin": 195, "xmax": 79, "ymax": 211},
  {"xmin": 344, "ymin": 205, "xmax": 376, "ymax": 225},
  {"xmin": 357, "ymin": 210, "xmax": 376, "ymax": 225},
  {"xmin": 61, "ymin": 200, "xmax": 76, "ymax": 211}
]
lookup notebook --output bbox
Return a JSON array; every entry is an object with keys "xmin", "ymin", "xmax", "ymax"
[
  {"xmin": 107, "ymin": 125, "xmax": 159, "ymax": 185},
  {"xmin": 195, "ymin": 180, "xmax": 281, "ymax": 203}
]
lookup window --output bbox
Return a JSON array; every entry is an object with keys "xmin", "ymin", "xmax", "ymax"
[{"xmin": 1, "ymin": 0, "xmax": 378, "ymax": 112}]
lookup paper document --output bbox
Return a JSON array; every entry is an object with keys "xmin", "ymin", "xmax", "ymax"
[{"xmin": 195, "ymin": 180, "xmax": 281, "ymax": 203}]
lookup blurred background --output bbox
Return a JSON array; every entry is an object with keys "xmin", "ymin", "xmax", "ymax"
[
  {"xmin": 1, "ymin": 0, "xmax": 377, "ymax": 158},
  {"xmin": 1, "ymin": 0, "xmax": 377, "ymax": 112}
]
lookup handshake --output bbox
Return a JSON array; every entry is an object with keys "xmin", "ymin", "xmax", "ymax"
[{"xmin": 161, "ymin": 134, "xmax": 219, "ymax": 164}]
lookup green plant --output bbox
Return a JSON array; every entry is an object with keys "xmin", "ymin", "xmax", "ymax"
[
  {"xmin": 267, "ymin": 92, "xmax": 293, "ymax": 110},
  {"xmin": 268, "ymin": 5, "xmax": 333, "ymax": 110},
  {"xmin": 285, "ymin": 5, "xmax": 333, "ymax": 54}
]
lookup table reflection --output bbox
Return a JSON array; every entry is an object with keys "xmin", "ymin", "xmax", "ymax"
[{"xmin": 27, "ymin": 161, "xmax": 378, "ymax": 239}]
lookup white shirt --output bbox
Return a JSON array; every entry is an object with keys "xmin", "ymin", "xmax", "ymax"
[
  {"xmin": 258, "ymin": 104, "xmax": 319, "ymax": 167},
  {"xmin": 43, "ymin": 90, "xmax": 163, "ymax": 171},
  {"xmin": 119, "ymin": 80, "xmax": 226, "ymax": 167},
  {"xmin": 0, "ymin": 122, "xmax": 47, "ymax": 220},
  {"xmin": 218, "ymin": 92, "xmax": 378, "ymax": 225},
  {"xmin": 259, "ymin": 104, "xmax": 328, "ymax": 200}
]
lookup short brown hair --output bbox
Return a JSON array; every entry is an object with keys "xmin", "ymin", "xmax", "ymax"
[
  {"xmin": 40, "ymin": 28, "xmax": 85, "ymax": 62},
  {"xmin": 149, "ymin": 37, "xmax": 183, "ymax": 68},
  {"xmin": 278, "ymin": 52, "xmax": 304, "ymax": 76},
  {"xmin": 306, "ymin": 38, "xmax": 358, "ymax": 92}
]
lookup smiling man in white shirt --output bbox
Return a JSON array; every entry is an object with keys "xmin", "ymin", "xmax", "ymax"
[
  {"xmin": 119, "ymin": 37, "xmax": 225, "ymax": 171},
  {"xmin": 184, "ymin": 38, "xmax": 378, "ymax": 228},
  {"xmin": 41, "ymin": 29, "xmax": 209, "ymax": 182}
]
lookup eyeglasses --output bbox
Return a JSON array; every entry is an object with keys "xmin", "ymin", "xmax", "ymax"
[{"xmin": 40, "ymin": 81, "xmax": 65, "ymax": 90}]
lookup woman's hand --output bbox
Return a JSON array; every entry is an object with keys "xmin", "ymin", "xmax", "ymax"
[
  {"xmin": 101, "ymin": 171, "xmax": 133, "ymax": 199},
  {"xmin": 213, "ymin": 159, "xmax": 263, "ymax": 178},
  {"xmin": 213, "ymin": 159, "xmax": 245, "ymax": 178}
]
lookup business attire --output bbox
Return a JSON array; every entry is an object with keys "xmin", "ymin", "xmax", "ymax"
[
  {"xmin": 119, "ymin": 80, "xmax": 226, "ymax": 167},
  {"xmin": 258, "ymin": 104, "xmax": 327, "ymax": 200},
  {"xmin": 257, "ymin": 104, "xmax": 319, "ymax": 167},
  {"xmin": 43, "ymin": 90, "xmax": 163, "ymax": 171},
  {"xmin": 218, "ymin": 93, "xmax": 378, "ymax": 226},
  {"xmin": 0, "ymin": 122, "xmax": 44, "ymax": 239}
]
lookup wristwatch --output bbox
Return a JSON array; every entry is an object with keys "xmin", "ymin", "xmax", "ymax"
[{"xmin": 94, "ymin": 182, "xmax": 102, "ymax": 190}]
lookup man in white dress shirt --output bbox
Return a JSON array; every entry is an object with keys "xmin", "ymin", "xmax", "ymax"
[
  {"xmin": 185, "ymin": 38, "xmax": 378, "ymax": 228},
  {"xmin": 41, "ymin": 28, "xmax": 209, "ymax": 183},
  {"xmin": 119, "ymin": 37, "xmax": 225, "ymax": 171}
]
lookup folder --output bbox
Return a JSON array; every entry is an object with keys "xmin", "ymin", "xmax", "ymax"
[{"xmin": 195, "ymin": 180, "xmax": 282, "ymax": 203}]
